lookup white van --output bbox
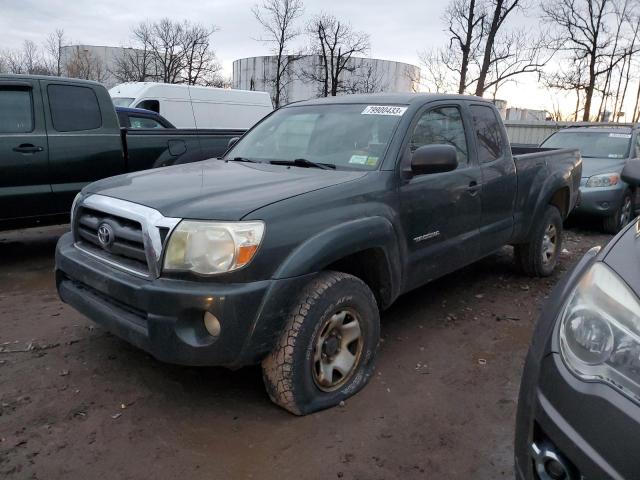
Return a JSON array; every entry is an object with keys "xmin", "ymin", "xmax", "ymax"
[{"xmin": 109, "ymin": 83, "xmax": 273, "ymax": 130}]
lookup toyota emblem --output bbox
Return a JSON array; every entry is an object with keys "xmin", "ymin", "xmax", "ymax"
[{"xmin": 97, "ymin": 223, "xmax": 115, "ymax": 248}]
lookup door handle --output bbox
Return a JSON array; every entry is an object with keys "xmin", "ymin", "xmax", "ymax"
[
  {"xmin": 467, "ymin": 181, "xmax": 481, "ymax": 196},
  {"xmin": 13, "ymin": 144, "xmax": 44, "ymax": 154}
]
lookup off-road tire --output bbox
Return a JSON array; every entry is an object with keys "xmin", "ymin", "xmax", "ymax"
[
  {"xmin": 261, "ymin": 271, "xmax": 380, "ymax": 415},
  {"xmin": 603, "ymin": 190, "xmax": 633, "ymax": 234},
  {"xmin": 514, "ymin": 205, "xmax": 563, "ymax": 277}
]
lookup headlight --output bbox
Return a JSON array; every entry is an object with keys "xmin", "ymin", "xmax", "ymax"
[
  {"xmin": 560, "ymin": 262, "xmax": 640, "ymax": 402},
  {"xmin": 586, "ymin": 173, "xmax": 619, "ymax": 188},
  {"xmin": 163, "ymin": 220, "xmax": 265, "ymax": 275}
]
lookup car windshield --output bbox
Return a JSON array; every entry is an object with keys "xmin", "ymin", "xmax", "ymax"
[
  {"xmin": 541, "ymin": 131, "xmax": 632, "ymax": 159},
  {"xmin": 111, "ymin": 97, "xmax": 134, "ymax": 107},
  {"xmin": 225, "ymin": 104, "xmax": 406, "ymax": 170}
]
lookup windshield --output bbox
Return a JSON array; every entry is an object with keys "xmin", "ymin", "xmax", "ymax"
[
  {"xmin": 541, "ymin": 131, "xmax": 631, "ymax": 159},
  {"xmin": 226, "ymin": 104, "xmax": 406, "ymax": 170},
  {"xmin": 111, "ymin": 97, "xmax": 134, "ymax": 107}
]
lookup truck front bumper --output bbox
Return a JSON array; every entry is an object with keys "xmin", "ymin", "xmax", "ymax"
[{"xmin": 55, "ymin": 232, "xmax": 309, "ymax": 367}]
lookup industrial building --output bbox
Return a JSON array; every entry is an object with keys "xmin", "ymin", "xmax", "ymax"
[
  {"xmin": 232, "ymin": 55, "xmax": 421, "ymax": 105},
  {"xmin": 60, "ymin": 45, "xmax": 138, "ymax": 88}
]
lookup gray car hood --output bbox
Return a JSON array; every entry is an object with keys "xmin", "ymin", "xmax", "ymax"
[{"xmin": 85, "ymin": 160, "xmax": 367, "ymax": 220}]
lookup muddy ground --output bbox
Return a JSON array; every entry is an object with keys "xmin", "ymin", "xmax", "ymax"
[{"xmin": 0, "ymin": 223, "xmax": 610, "ymax": 479}]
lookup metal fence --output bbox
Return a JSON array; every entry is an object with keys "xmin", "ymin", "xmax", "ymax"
[{"xmin": 504, "ymin": 121, "xmax": 637, "ymax": 146}]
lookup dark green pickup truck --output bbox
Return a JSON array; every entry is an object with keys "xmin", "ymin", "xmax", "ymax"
[{"xmin": 0, "ymin": 75, "xmax": 245, "ymax": 230}]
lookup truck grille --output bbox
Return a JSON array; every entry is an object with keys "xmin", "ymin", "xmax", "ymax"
[
  {"xmin": 76, "ymin": 207, "xmax": 150, "ymax": 275},
  {"xmin": 72, "ymin": 195, "xmax": 181, "ymax": 279}
]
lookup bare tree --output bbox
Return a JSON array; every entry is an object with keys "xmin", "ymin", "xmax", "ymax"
[
  {"xmin": 445, "ymin": 0, "xmax": 486, "ymax": 93},
  {"xmin": 543, "ymin": 0, "xmax": 623, "ymax": 121},
  {"xmin": 181, "ymin": 24, "xmax": 222, "ymax": 85},
  {"xmin": 253, "ymin": 0, "xmax": 304, "ymax": 107},
  {"xmin": 480, "ymin": 29, "xmax": 551, "ymax": 96},
  {"xmin": 45, "ymin": 28, "xmax": 66, "ymax": 76},
  {"xmin": 430, "ymin": 0, "xmax": 548, "ymax": 98},
  {"xmin": 344, "ymin": 61, "xmax": 388, "ymax": 94},
  {"xmin": 1, "ymin": 40, "xmax": 51, "ymax": 75},
  {"xmin": 306, "ymin": 13, "xmax": 370, "ymax": 97},
  {"xmin": 475, "ymin": 0, "xmax": 522, "ymax": 96},
  {"xmin": 596, "ymin": 0, "xmax": 631, "ymax": 119},
  {"xmin": 418, "ymin": 49, "xmax": 457, "ymax": 92},
  {"xmin": 544, "ymin": 59, "xmax": 589, "ymax": 121},
  {"xmin": 114, "ymin": 19, "xmax": 220, "ymax": 86},
  {"xmin": 110, "ymin": 46, "xmax": 158, "ymax": 83}
]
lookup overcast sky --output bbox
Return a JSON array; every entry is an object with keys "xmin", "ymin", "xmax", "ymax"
[{"xmin": 0, "ymin": 0, "xmax": 563, "ymax": 112}]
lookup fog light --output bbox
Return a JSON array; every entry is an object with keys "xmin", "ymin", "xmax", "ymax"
[
  {"xmin": 531, "ymin": 442, "xmax": 576, "ymax": 480},
  {"xmin": 203, "ymin": 312, "xmax": 221, "ymax": 338},
  {"xmin": 545, "ymin": 459, "xmax": 567, "ymax": 479}
]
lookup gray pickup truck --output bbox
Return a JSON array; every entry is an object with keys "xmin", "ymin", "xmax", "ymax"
[
  {"xmin": 0, "ymin": 75, "xmax": 245, "ymax": 231},
  {"xmin": 55, "ymin": 93, "xmax": 582, "ymax": 414}
]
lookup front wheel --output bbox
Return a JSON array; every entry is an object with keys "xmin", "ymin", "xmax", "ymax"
[
  {"xmin": 603, "ymin": 190, "xmax": 633, "ymax": 234},
  {"xmin": 514, "ymin": 205, "xmax": 563, "ymax": 277},
  {"xmin": 261, "ymin": 271, "xmax": 380, "ymax": 415}
]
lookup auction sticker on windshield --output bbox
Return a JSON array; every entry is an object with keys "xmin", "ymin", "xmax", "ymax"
[
  {"xmin": 362, "ymin": 105, "xmax": 408, "ymax": 116},
  {"xmin": 609, "ymin": 133, "xmax": 632, "ymax": 138}
]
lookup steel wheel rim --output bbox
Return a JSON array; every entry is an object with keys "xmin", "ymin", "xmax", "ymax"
[
  {"xmin": 620, "ymin": 196, "xmax": 632, "ymax": 227},
  {"xmin": 541, "ymin": 223, "xmax": 558, "ymax": 265},
  {"xmin": 312, "ymin": 308, "xmax": 364, "ymax": 392}
]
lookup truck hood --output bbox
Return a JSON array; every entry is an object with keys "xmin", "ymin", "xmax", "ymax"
[
  {"xmin": 581, "ymin": 157, "xmax": 628, "ymax": 179},
  {"xmin": 85, "ymin": 160, "xmax": 367, "ymax": 220}
]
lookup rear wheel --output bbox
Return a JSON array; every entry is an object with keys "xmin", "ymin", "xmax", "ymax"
[
  {"xmin": 261, "ymin": 271, "xmax": 379, "ymax": 415},
  {"xmin": 603, "ymin": 190, "xmax": 633, "ymax": 234},
  {"xmin": 514, "ymin": 205, "xmax": 563, "ymax": 277}
]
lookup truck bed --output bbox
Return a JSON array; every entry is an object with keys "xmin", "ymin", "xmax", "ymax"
[{"xmin": 510, "ymin": 146, "xmax": 582, "ymax": 242}]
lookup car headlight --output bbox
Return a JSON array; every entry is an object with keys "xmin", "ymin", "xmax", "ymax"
[
  {"xmin": 163, "ymin": 220, "xmax": 265, "ymax": 275},
  {"xmin": 560, "ymin": 262, "xmax": 640, "ymax": 402},
  {"xmin": 586, "ymin": 173, "xmax": 619, "ymax": 188}
]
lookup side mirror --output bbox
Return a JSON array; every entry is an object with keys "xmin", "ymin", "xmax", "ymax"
[
  {"xmin": 228, "ymin": 137, "xmax": 240, "ymax": 149},
  {"xmin": 411, "ymin": 144, "xmax": 458, "ymax": 175},
  {"xmin": 621, "ymin": 159, "xmax": 640, "ymax": 186}
]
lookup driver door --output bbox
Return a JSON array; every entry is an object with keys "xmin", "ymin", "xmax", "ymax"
[{"xmin": 399, "ymin": 103, "xmax": 483, "ymax": 290}]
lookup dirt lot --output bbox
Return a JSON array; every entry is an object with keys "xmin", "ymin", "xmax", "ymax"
[{"xmin": 0, "ymin": 224, "xmax": 610, "ymax": 480}]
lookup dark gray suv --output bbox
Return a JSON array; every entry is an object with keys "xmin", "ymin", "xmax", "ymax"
[{"xmin": 515, "ymin": 160, "xmax": 640, "ymax": 479}]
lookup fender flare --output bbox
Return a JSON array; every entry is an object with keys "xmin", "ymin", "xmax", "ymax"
[
  {"xmin": 273, "ymin": 216, "xmax": 403, "ymax": 305},
  {"xmin": 524, "ymin": 173, "xmax": 570, "ymax": 240}
]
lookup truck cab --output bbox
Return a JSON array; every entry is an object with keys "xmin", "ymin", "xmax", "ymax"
[{"xmin": 0, "ymin": 75, "xmax": 123, "ymax": 229}]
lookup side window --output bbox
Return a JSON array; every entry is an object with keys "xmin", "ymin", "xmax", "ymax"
[
  {"xmin": 635, "ymin": 133, "xmax": 640, "ymax": 158},
  {"xmin": 129, "ymin": 116, "xmax": 165, "ymax": 129},
  {"xmin": 409, "ymin": 106, "xmax": 469, "ymax": 166},
  {"xmin": 470, "ymin": 105, "xmax": 504, "ymax": 163},
  {"xmin": 0, "ymin": 88, "xmax": 33, "ymax": 133},
  {"xmin": 48, "ymin": 84, "xmax": 101, "ymax": 132},
  {"xmin": 137, "ymin": 100, "xmax": 160, "ymax": 113}
]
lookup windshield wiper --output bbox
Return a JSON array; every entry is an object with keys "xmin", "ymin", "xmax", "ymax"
[
  {"xmin": 270, "ymin": 158, "xmax": 336, "ymax": 170},
  {"xmin": 229, "ymin": 157, "xmax": 261, "ymax": 163}
]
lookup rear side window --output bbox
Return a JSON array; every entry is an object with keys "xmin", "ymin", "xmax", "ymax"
[
  {"xmin": 470, "ymin": 105, "xmax": 504, "ymax": 163},
  {"xmin": 48, "ymin": 84, "xmax": 101, "ymax": 132},
  {"xmin": 0, "ymin": 88, "xmax": 33, "ymax": 133}
]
